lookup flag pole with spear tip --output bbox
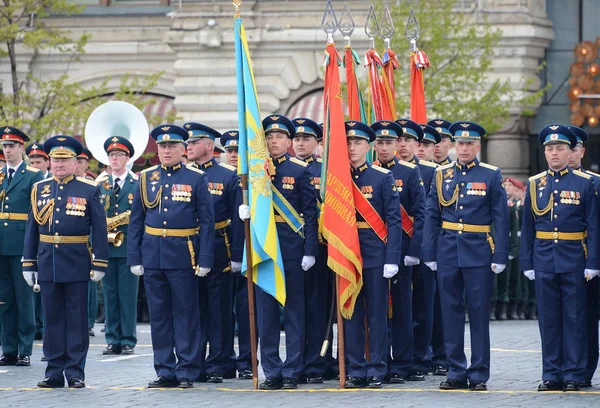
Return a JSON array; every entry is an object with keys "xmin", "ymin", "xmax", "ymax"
[
  {"xmin": 406, "ymin": 8, "xmax": 430, "ymax": 123},
  {"xmin": 380, "ymin": 4, "xmax": 398, "ymax": 121}
]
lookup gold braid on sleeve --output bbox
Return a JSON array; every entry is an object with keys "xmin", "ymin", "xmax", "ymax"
[
  {"xmin": 436, "ymin": 170, "xmax": 459, "ymax": 207},
  {"xmin": 529, "ymin": 180, "xmax": 553, "ymax": 216},
  {"xmin": 140, "ymin": 172, "xmax": 162, "ymax": 210}
]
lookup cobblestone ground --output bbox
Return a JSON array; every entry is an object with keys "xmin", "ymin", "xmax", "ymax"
[{"xmin": 1, "ymin": 320, "xmax": 599, "ymax": 407}]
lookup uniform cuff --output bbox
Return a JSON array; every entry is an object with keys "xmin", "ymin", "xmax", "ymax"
[
  {"xmin": 406, "ymin": 244, "xmax": 422, "ymax": 259},
  {"xmin": 422, "ymin": 249, "xmax": 436, "ymax": 263},
  {"xmin": 22, "ymin": 259, "xmax": 38, "ymax": 272},
  {"xmin": 492, "ymin": 251, "xmax": 509, "ymax": 265},
  {"xmin": 519, "ymin": 258, "xmax": 533, "ymax": 272},
  {"xmin": 92, "ymin": 259, "xmax": 108, "ymax": 274},
  {"xmin": 198, "ymin": 254, "xmax": 214, "ymax": 269}
]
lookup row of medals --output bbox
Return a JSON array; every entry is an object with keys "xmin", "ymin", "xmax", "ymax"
[
  {"xmin": 172, "ymin": 191, "xmax": 192, "ymax": 202},
  {"xmin": 66, "ymin": 202, "xmax": 86, "ymax": 216},
  {"xmin": 467, "ymin": 189, "xmax": 486, "ymax": 196}
]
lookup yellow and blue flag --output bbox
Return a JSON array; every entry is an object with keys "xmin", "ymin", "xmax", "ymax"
[{"xmin": 234, "ymin": 16, "xmax": 286, "ymax": 305}]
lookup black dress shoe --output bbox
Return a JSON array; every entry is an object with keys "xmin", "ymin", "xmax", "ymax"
[
  {"xmin": 563, "ymin": 380, "xmax": 580, "ymax": 392},
  {"xmin": 408, "ymin": 370, "xmax": 426, "ymax": 381},
  {"xmin": 538, "ymin": 380, "xmax": 561, "ymax": 392},
  {"xmin": 34, "ymin": 332, "xmax": 43, "ymax": 340},
  {"xmin": 196, "ymin": 373, "xmax": 208, "ymax": 383},
  {"xmin": 102, "ymin": 345, "xmax": 122, "ymax": 355},
  {"xmin": 296, "ymin": 375, "xmax": 308, "ymax": 384},
  {"xmin": 0, "ymin": 354, "xmax": 18, "ymax": 366},
  {"xmin": 322, "ymin": 370, "xmax": 338, "ymax": 381},
  {"xmin": 148, "ymin": 376, "xmax": 178, "ymax": 388},
  {"xmin": 238, "ymin": 369, "xmax": 253, "ymax": 380},
  {"xmin": 38, "ymin": 377, "xmax": 64, "ymax": 388},
  {"xmin": 16, "ymin": 356, "xmax": 30, "ymax": 366},
  {"xmin": 580, "ymin": 379, "xmax": 592, "ymax": 388},
  {"xmin": 439, "ymin": 378, "xmax": 469, "ymax": 390},
  {"xmin": 306, "ymin": 373, "xmax": 324, "ymax": 384},
  {"xmin": 68, "ymin": 378, "xmax": 86, "ymax": 388},
  {"xmin": 223, "ymin": 368, "xmax": 236, "ymax": 379},
  {"xmin": 259, "ymin": 376, "xmax": 282, "ymax": 390},
  {"xmin": 121, "ymin": 345, "xmax": 134, "ymax": 355},
  {"xmin": 179, "ymin": 378, "xmax": 193, "ymax": 389},
  {"xmin": 41, "ymin": 355, "xmax": 47, "ymax": 362},
  {"xmin": 88, "ymin": 329, "xmax": 95, "ymax": 337},
  {"xmin": 344, "ymin": 376, "xmax": 365, "ymax": 389},
  {"xmin": 366, "ymin": 376, "xmax": 382, "ymax": 388},
  {"xmin": 388, "ymin": 373, "xmax": 405, "ymax": 384},
  {"xmin": 432, "ymin": 365, "xmax": 448, "ymax": 376},
  {"xmin": 469, "ymin": 380, "xmax": 487, "ymax": 391},
  {"xmin": 207, "ymin": 372, "xmax": 223, "ymax": 383},
  {"xmin": 282, "ymin": 377, "xmax": 298, "ymax": 389}
]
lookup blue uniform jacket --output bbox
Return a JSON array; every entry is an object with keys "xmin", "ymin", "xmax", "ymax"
[
  {"xmin": 409, "ymin": 156, "xmax": 437, "ymax": 195},
  {"xmin": 353, "ymin": 162, "xmax": 402, "ymax": 268},
  {"xmin": 271, "ymin": 154, "xmax": 318, "ymax": 261},
  {"xmin": 22, "ymin": 175, "xmax": 109, "ymax": 282},
  {"xmin": 378, "ymin": 157, "xmax": 425, "ymax": 258},
  {"xmin": 193, "ymin": 158, "xmax": 244, "ymax": 265},
  {"xmin": 98, "ymin": 171, "xmax": 139, "ymax": 259},
  {"xmin": 127, "ymin": 162, "xmax": 215, "ymax": 270},
  {"xmin": 520, "ymin": 167, "xmax": 600, "ymax": 273},
  {"xmin": 299, "ymin": 155, "xmax": 325, "ymax": 255},
  {"xmin": 423, "ymin": 159, "xmax": 509, "ymax": 267}
]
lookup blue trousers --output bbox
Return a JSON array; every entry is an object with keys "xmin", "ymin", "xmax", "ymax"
[
  {"xmin": 430, "ymin": 277, "xmax": 447, "ymax": 368},
  {"xmin": 231, "ymin": 272, "xmax": 252, "ymax": 371},
  {"xmin": 583, "ymin": 277, "xmax": 599, "ymax": 382},
  {"xmin": 102, "ymin": 258, "xmax": 138, "ymax": 347},
  {"xmin": 144, "ymin": 268, "xmax": 203, "ymax": 381},
  {"xmin": 411, "ymin": 263, "xmax": 436, "ymax": 372},
  {"xmin": 535, "ymin": 270, "xmax": 587, "ymax": 383},
  {"xmin": 344, "ymin": 267, "xmax": 388, "ymax": 379},
  {"xmin": 87, "ymin": 281, "xmax": 97, "ymax": 329},
  {"xmin": 257, "ymin": 259, "xmax": 304, "ymax": 379},
  {"xmin": 389, "ymin": 265, "xmax": 414, "ymax": 376},
  {"xmin": 41, "ymin": 281, "xmax": 89, "ymax": 382},
  {"xmin": 303, "ymin": 252, "xmax": 329, "ymax": 376},
  {"xmin": 437, "ymin": 264, "xmax": 493, "ymax": 383},
  {"xmin": 34, "ymin": 291, "xmax": 44, "ymax": 337}
]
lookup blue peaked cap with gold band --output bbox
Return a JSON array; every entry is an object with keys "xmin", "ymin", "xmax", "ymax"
[
  {"xmin": 420, "ymin": 124, "xmax": 442, "ymax": 144},
  {"xmin": 220, "ymin": 130, "xmax": 239, "ymax": 149},
  {"xmin": 292, "ymin": 117, "xmax": 323, "ymax": 140},
  {"xmin": 371, "ymin": 120, "xmax": 403, "ymax": 139},
  {"xmin": 262, "ymin": 115, "xmax": 295, "ymax": 139},
  {"xmin": 345, "ymin": 121, "xmax": 376, "ymax": 143},
  {"xmin": 427, "ymin": 119, "xmax": 453, "ymax": 140},
  {"xmin": 449, "ymin": 121, "xmax": 486, "ymax": 141},
  {"xmin": 183, "ymin": 122, "xmax": 221, "ymax": 142},
  {"xmin": 150, "ymin": 124, "xmax": 188, "ymax": 144},
  {"xmin": 104, "ymin": 136, "xmax": 135, "ymax": 158},
  {"xmin": 567, "ymin": 125, "xmax": 589, "ymax": 146},
  {"xmin": 395, "ymin": 119, "xmax": 424, "ymax": 141},
  {"xmin": 44, "ymin": 135, "xmax": 83, "ymax": 158},
  {"xmin": 538, "ymin": 124, "xmax": 577, "ymax": 148},
  {"xmin": 1, "ymin": 126, "xmax": 30, "ymax": 145}
]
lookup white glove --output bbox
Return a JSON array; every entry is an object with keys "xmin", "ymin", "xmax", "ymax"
[
  {"xmin": 492, "ymin": 263, "xmax": 506, "ymax": 274},
  {"xmin": 23, "ymin": 271, "xmax": 35, "ymax": 287},
  {"xmin": 383, "ymin": 264, "xmax": 399, "ymax": 278},
  {"xmin": 196, "ymin": 267, "xmax": 211, "ymax": 277},
  {"xmin": 523, "ymin": 270, "xmax": 535, "ymax": 281},
  {"xmin": 404, "ymin": 256, "xmax": 420, "ymax": 267},
  {"xmin": 584, "ymin": 269, "xmax": 600, "ymax": 280},
  {"xmin": 238, "ymin": 204, "xmax": 250, "ymax": 221},
  {"xmin": 425, "ymin": 262, "xmax": 437, "ymax": 271},
  {"xmin": 231, "ymin": 261, "xmax": 242, "ymax": 273},
  {"xmin": 301, "ymin": 256, "xmax": 316, "ymax": 271},
  {"xmin": 130, "ymin": 265, "xmax": 144, "ymax": 276},
  {"xmin": 90, "ymin": 271, "xmax": 105, "ymax": 282}
]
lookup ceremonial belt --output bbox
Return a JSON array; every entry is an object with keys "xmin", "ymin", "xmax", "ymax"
[
  {"xmin": 352, "ymin": 182, "xmax": 387, "ymax": 243},
  {"xmin": 145, "ymin": 226, "xmax": 198, "ymax": 238},
  {"xmin": 40, "ymin": 234, "xmax": 89, "ymax": 244},
  {"xmin": 215, "ymin": 219, "xmax": 231, "ymax": 229},
  {"xmin": 442, "ymin": 221, "xmax": 491, "ymax": 233},
  {"xmin": 536, "ymin": 231, "xmax": 586, "ymax": 240},
  {"xmin": 400, "ymin": 205, "xmax": 414, "ymax": 238},
  {"xmin": 271, "ymin": 185, "xmax": 305, "ymax": 238},
  {"xmin": 0, "ymin": 212, "xmax": 28, "ymax": 221}
]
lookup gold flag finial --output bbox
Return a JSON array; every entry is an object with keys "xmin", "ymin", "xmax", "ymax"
[{"xmin": 233, "ymin": 0, "xmax": 242, "ymax": 18}]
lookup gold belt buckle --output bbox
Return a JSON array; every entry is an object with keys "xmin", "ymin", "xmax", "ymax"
[
  {"xmin": 457, "ymin": 223, "xmax": 464, "ymax": 231},
  {"xmin": 1, "ymin": 213, "xmax": 8, "ymax": 219},
  {"xmin": 53, "ymin": 235, "xmax": 62, "ymax": 244},
  {"xmin": 162, "ymin": 229, "xmax": 168, "ymax": 238},
  {"xmin": 552, "ymin": 231, "xmax": 559, "ymax": 240}
]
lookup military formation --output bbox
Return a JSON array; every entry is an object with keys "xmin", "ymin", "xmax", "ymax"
[{"xmin": 0, "ymin": 117, "xmax": 598, "ymax": 394}]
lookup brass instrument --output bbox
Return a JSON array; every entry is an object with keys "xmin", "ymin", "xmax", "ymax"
[{"xmin": 106, "ymin": 210, "xmax": 131, "ymax": 247}]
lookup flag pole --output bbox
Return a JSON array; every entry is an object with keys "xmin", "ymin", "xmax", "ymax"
[{"xmin": 233, "ymin": 0, "xmax": 259, "ymax": 390}]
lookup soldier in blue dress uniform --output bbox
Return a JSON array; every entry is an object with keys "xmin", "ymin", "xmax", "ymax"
[
  {"xmin": 428, "ymin": 119, "xmax": 453, "ymax": 166},
  {"xmin": 424, "ymin": 121, "xmax": 509, "ymax": 391},
  {"xmin": 97, "ymin": 136, "xmax": 139, "ymax": 356},
  {"xmin": 371, "ymin": 120, "xmax": 425, "ymax": 384},
  {"xmin": 0, "ymin": 127, "xmax": 44, "ymax": 368},
  {"xmin": 567, "ymin": 125, "xmax": 600, "ymax": 388},
  {"xmin": 520, "ymin": 125, "xmax": 600, "ymax": 391},
  {"xmin": 343, "ymin": 121, "xmax": 402, "ymax": 389},
  {"xmin": 128, "ymin": 124, "xmax": 215, "ymax": 389},
  {"xmin": 185, "ymin": 122, "xmax": 244, "ymax": 383},
  {"xmin": 22, "ymin": 135, "xmax": 108, "ymax": 388}
]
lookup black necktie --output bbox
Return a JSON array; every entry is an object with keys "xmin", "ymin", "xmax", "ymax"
[
  {"xmin": 113, "ymin": 178, "xmax": 121, "ymax": 195},
  {"xmin": 7, "ymin": 168, "xmax": 15, "ymax": 185}
]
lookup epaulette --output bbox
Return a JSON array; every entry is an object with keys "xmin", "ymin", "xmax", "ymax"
[
  {"xmin": 130, "ymin": 173, "xmax": 139, "ymax": 181},
  {"xmin": 219, "ymin": 162, "xmax": 236, "ymax": 171},
  {"xmin": 529, "ymin": 171, "xmax": 547, "ymax": 182},
  {"xmin": 33, "ymin": 177, "xmax": 52, "ymax": 186},
  {"xmin": 398, "ymin": 160, "xmax": 417, "ymax": 169},
  {"xmin": 419, "ymin": 160, "xmax": 438, "ymax": 168},
  {"xmin": 317, "ymin": 158, "xmax": 323, "ymax": 163},
  {"xmin": 76, "ymin": 177, "xmax": 97, "ymax": 186},
  {"xmin": 186, "ymin": 164, "xmax": 205, "ymax": 175},
  {"xmin": 573, "ymin": 169, "xmax": 592, "ymax": 180},
  {"xmin": 141, "ymin": 165, "xmax": 159, "ymax": 173},
  {"xmin": 585, "ymin": 170, "xmax": 600, "ymax": 179},
  {"xmin": 290, "ymin": 157, "xmax": 308, "ymax": 167},
  {"xmin": 479, "ymin": 162, "xmax": 499, "ymax": 171},
  {"xmin": 436, "ymin": 162, "xmax": 454, "ymax": 172},
  {"xmin": 96, "ymin": 176, "xmax": 109, "ymax": 183},
  {"xmin": 371, "ymin": 165, "xmax": 391, "ymax": 174},
  {"xmin": 26, "ymin": 166, "xmax": 40, "ymax": 173}
]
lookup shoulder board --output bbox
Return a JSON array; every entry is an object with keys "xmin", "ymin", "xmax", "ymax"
[
  {"xmin": 371, "ymin": 165, "xmax": 391, "ymax": 174},
  {"xmin": 317, "ymin": 158, "xmax": 323, "ymax": 163},
  {"xmin": 96, "ymin": 176, "xmax": 109, "ymax": 183},
  {"xmin": 573, "ymin": 169, "xmax": 592, "ymax": 180},
  {"xmin": 186, "ymin": 164, "xmax": 205, "ymax": 175},
  {"xmin": 141, "ymin": 165, "xmax": 159, "ymax": 173},
  {"xmin": 130, "ymin": 173, "xmax": 139, "ymax": 180},
  {"xmin": 419, "ymin": 160, "xmax": 438, "ymax": 168},
  {"xmin": 436, "ymin": 162, "xmax": 454, "ymax": 172},
  {"xmin": 26, "ymin": 166, "xmax": 40, "ymax": 173},
  {"xmin": 219, "ymin": 162, "xmax": 236, "ymax": 171},
  {"xmin": 585, "ymin": 170, "xmax": 600, "ymax": 179},
  {"xmin": 76, "ymin": 177, "xmax": 97, "ymax": 186},
  {"xmin": 479, "ymin": 162, "xmax": 499, "ymax": 171},
  {"xmin": 529, "ymin": 171, "xmax": 547, "ymax": 182},
  {"xmin": 33, "ymin": 178, "xmax": 52, "ymax": 186},
  {"xmin": 290, "ymin": 157, "xmax": 308, "ymax": 167},
  {"xmin": 398, "ymin": 160, "xmax": 416, "ymax": 169}
]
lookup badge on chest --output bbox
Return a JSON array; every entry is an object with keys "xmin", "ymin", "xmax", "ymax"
[
  {"xmin": 66, "ymin": 197, "xmax": 87, "ymax": 216},
  {"xmin": 41, "ymin": 184, "xmax": 52, "ymax": 198},
  {"xmin": 282, "ymin": 176, "xmax": 295, "ymax": 190},
  {"xmin": 172, "ymin": 184, "xmax": 192, "ymax": 202},
  {"xmin": 394, "ymin": 179, "xmax": 403, "ymax": 192},
  {"xmin": 314, "ymin": 177, "xmax": 321, "ymax": 190},
  {"xmin": 559, "ymin": 191, "xmax": 580, "ymax": 205},
  {"xmin": 209, "ymin": 182, "xmax": 224, "ymax": 195},
  {"xmin": 467, "ymin": 182, "xmax": 487, "ymax": 196},
  {"xmin": 361, "ymin": 185, "xmax": 373, "ymax": 198}
]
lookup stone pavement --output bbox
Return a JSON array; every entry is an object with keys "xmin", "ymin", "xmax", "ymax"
[{"xmin": 1, "ymin": 320, "xmax": 599, "ymax": 407}]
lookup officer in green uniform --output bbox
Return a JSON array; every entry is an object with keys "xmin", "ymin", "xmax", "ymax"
[{"xmin": 0, "ymin": 127, "xmax": 44, "ymax": 367}]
